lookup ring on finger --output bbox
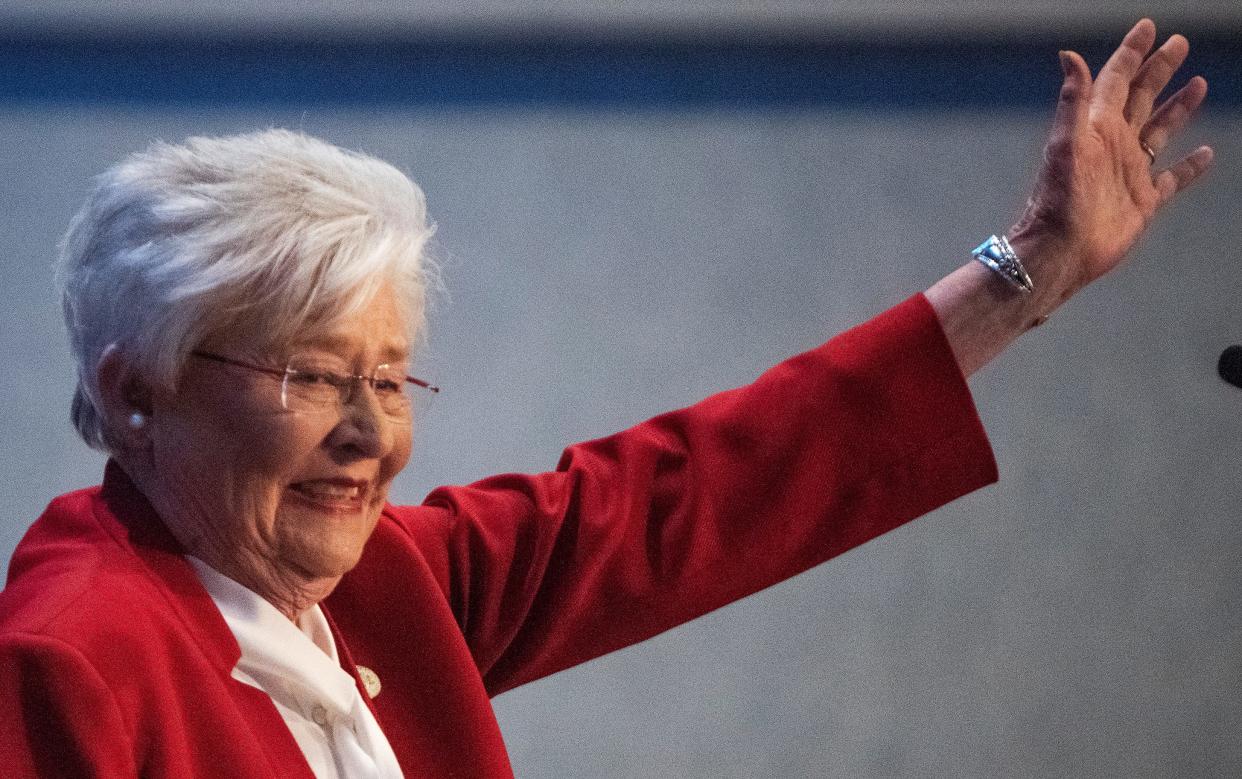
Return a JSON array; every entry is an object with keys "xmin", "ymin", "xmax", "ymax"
[{"xmin": 1139, "ymin": 137, "xmax": 1157, "ymax": 164}]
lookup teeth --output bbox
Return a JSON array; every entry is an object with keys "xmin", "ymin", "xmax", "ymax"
[{"xmin": 295, "ymin": 482, "xmax": 362, "ymax": 500}]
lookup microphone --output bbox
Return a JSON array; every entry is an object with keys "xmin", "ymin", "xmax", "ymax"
[{"xmin": 1219, "ymin": 346, "xmax": 1242, "ymax": 389}]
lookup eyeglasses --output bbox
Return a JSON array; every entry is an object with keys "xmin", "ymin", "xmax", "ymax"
[{"xmin": 191, "ymin": 350, "xmax": 439, "ymax": 419}]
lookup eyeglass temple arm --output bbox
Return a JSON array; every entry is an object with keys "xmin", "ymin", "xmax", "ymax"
[
  {"xmin": 191, "ymin": 350, "xmax": 286, "ymax": 378},
  {"xmin": 407, "ymin": 376, "xmax": 440, "ymax": 393}
]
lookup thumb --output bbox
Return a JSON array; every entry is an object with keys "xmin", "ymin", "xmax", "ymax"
[{"xmin": 1051, "ymin": 50, "xmax": 1091, "ymax": 137}]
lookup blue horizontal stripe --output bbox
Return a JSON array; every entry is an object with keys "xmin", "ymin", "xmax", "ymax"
[{"xmin": 1, "ymin": 30, "xmax": 1239, "ymax": 109}]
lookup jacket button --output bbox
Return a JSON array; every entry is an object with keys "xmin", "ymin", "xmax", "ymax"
[{"xmin": 311, "ymin": 704, "xmax": 329, "ymax": 726}]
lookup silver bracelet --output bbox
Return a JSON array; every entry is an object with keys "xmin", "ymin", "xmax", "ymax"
[{"xmin": 972, "ymin": 235, "xmax": 1034, "ymax": 294}]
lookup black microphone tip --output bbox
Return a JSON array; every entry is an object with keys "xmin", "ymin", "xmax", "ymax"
[{"xmin": 1218, "ymin": 345, "xmax": 1242, "ymax": 389}]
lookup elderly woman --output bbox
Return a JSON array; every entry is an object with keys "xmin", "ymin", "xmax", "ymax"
[{"xmin": 0, "ymin": 20, "xmax": 1214, "ymax": 778}]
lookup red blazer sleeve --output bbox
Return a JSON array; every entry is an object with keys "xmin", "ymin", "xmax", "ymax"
[
  {"xmin": 402, "ymin": 294, "xmax": 998, "ymax": 695},
  {"xmin": 0, "ymin": 634, "xmax": 137, "ymax": 778}
]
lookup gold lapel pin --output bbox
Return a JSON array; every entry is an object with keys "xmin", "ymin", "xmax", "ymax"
[{"xmin": 357, "ymin": 665, "xmax": 382, "ymax": 699}]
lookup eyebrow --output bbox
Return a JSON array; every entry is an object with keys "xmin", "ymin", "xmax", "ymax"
[{"xmin": 293, "ymin": 336, "xmax": 410, "ymax": 362}]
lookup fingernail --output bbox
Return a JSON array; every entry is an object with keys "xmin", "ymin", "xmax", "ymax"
[{"xmin": 1058, "ymin": 51, "xmax": 1071, "ymax": 76}]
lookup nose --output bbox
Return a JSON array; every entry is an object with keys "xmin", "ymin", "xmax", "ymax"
[{"xmin": 326, "ymin": 378, "xmax": 398, "ymax": 459}]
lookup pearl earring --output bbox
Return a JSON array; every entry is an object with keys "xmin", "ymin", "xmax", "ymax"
[{"xmin": 128, "ymin": 412, "xmax": 146, "ymax": 429}]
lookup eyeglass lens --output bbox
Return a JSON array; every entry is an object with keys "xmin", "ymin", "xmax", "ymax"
[{"xmin": 280, "ymin": 359, "xmax": 434, "ymax": 418}]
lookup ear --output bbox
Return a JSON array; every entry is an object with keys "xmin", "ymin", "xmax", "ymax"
[{"xmin": 95, "ymin": 343, "xmax": 155, "ymax": 451}]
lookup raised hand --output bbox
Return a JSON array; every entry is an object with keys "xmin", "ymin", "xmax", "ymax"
[{"xmin": 1010, "ymin": 18, "xmax": 1213, "ymax": 295}]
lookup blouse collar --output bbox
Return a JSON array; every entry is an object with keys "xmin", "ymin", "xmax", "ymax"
[{"xmin": 186, "ymin": 556, "xmax": 359, "ymax": 725}]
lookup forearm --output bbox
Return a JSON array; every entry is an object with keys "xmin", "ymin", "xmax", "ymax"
[{"xmin": 926, "ymin": 228, "xmax": 1080, "ymax": 377}]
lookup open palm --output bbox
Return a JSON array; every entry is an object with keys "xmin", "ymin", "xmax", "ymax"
[{"xmin": 1013, "ymin": 19, "xmax": 1213, "ymax": 293}]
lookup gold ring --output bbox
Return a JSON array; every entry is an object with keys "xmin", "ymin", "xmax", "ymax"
[{"xmin": 1139, "ymin": 138, "xmax": 1157, "ymax": 164}]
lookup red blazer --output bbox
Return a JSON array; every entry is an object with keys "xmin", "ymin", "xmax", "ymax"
[{"xmin": 0, "ymin": 295, "xmax": 996, "ymax": 777}]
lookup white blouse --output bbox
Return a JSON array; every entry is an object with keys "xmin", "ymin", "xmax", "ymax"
[{"xmin": 186, "ymin": 557, "xmax": 404, "ymax": 779}]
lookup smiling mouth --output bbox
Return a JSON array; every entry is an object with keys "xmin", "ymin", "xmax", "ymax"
[{"xmin": 288, "ymin": 480, "xmax": 369, "ymax": 512}]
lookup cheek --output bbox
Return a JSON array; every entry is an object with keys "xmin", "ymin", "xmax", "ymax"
[
  {"xmin": 256, "ymin": 424, "xmax": 327, "ymax": 473},
  {"xmin": 214, "ymin": 419, "xmax": 314, "ymax": 483},
  {"xmin": 381, "ymin": 426, "xmax": 414, "ymax": 485},
  {"xmin": 164, "ymin": 409, "xmax": 328, "ymax": 513}
]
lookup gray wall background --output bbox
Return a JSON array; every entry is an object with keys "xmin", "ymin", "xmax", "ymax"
[{"xmin": 2, "ymin": 5, "xmax": 1240, "ymax": 778}]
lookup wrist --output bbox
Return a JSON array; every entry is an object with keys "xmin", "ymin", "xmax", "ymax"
[{"xmin": 1005, "ymin": 224, "xmax": 1081, "ymax": 314}]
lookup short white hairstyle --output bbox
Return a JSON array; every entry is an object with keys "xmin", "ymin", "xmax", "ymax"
[{"xmin": 58, "ymin": 129, "xmax": 436, "ymax": 452}]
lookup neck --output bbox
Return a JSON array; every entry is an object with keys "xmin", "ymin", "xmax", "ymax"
[{"xmin": 194, "ymin": 550, "xmax": 340, "ymax": 622}]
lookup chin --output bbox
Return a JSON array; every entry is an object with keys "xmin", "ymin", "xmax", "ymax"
[
  {"xmin": 277, "ymin": 504, "xmax": 381, "ymax": 580},
  {"xmin": 302, "ymin": 539, "xmax": 370, "ymax": 579},
  {"xmin": 279, "ymin": 526, "xmax": 374, "ymax": 581}
]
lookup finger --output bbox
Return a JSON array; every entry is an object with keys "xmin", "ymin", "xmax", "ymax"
[
  {"xmin": 1094, "ymin": 19, "xmax": 1158, "ymax": 111},
  {"xmin": 1125, "ymin": 34, "xmax": 1189, "ymax": 128},
  {"xmin": 1051, "ymin": 50, "xmax": 1092, "ymax": 138},
  {"xmin": 1142, "ymin": 76, "xmax": 1208, "ymax": 154},
  {"xmin": 1154, "ymin": 146, "xmax": 1214, "ymax": 207}
]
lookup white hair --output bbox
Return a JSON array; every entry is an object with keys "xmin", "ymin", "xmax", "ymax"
[{"xmin": 58, "ymin": 129, "xmax": 436, "ymax": 452}]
